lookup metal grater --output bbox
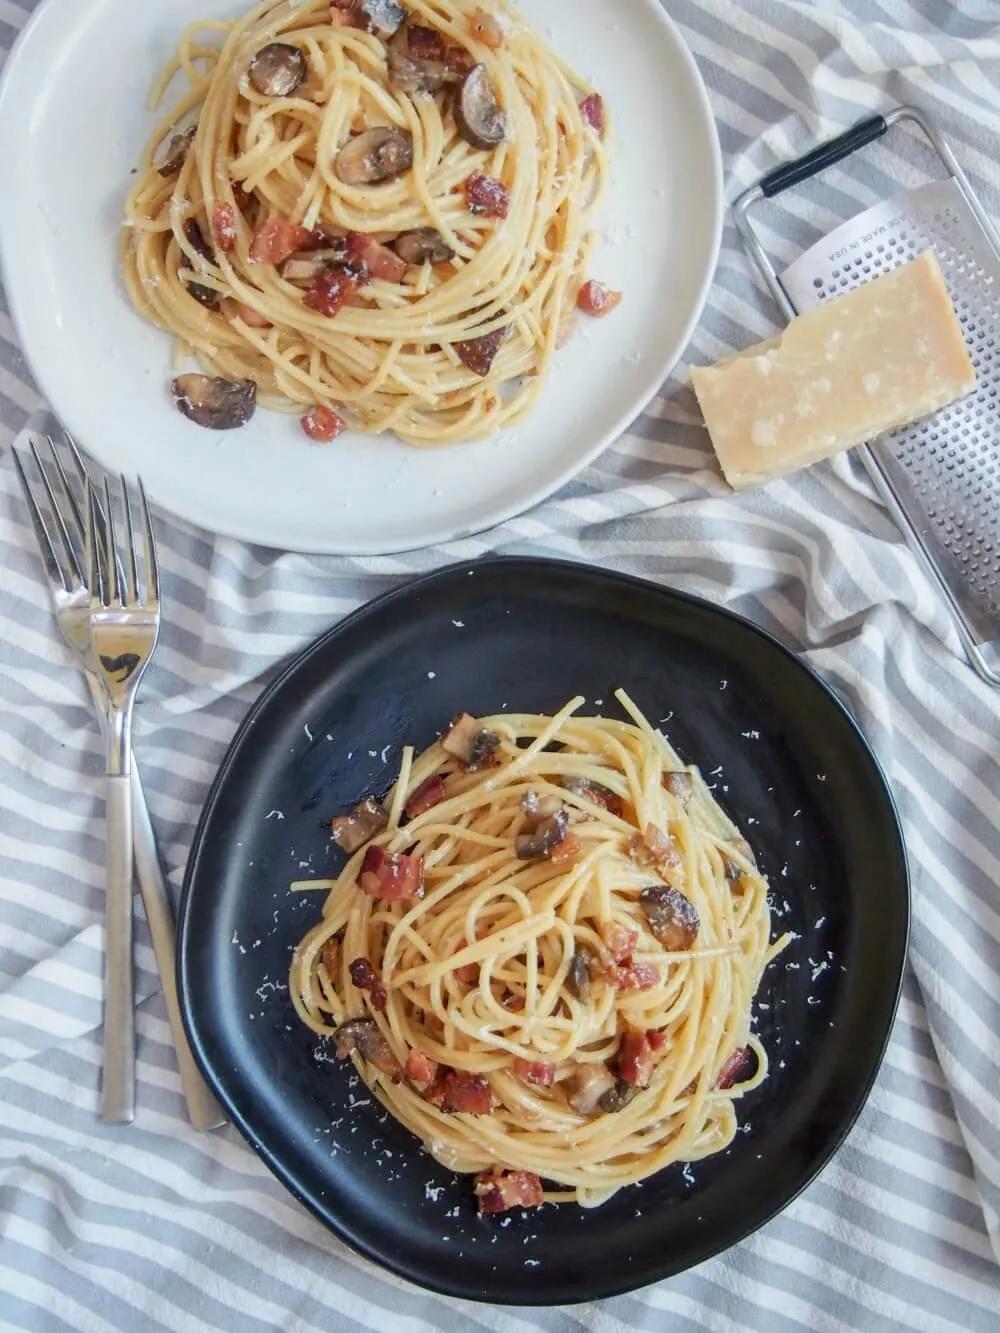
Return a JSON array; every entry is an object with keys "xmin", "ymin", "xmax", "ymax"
[{"xmin": 734, "ymin": 106, "xmax": 1000, "ymax": 688}]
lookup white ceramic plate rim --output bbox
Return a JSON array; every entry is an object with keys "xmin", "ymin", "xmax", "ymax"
[{"xmin": 0, "ymin": 0, "xmax": 722, "ymax": 555}]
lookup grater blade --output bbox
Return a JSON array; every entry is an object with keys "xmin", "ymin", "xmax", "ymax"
[{"xmin": 782, "ymin": 178, "xmax": 999, "ymax": 671}]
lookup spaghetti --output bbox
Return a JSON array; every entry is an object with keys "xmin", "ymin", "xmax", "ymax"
[
  {"xmin": 122, "ymin": 0, "xmax": 612, "ymax": 446},
  {"xmin": 289, "ymin": 692, "xmax": 791, "ymax": 1211}
]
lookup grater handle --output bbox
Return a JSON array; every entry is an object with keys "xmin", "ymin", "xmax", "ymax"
[{"xmin": 761, "ymin": 115, "xmax": 888, "ymax": 198}]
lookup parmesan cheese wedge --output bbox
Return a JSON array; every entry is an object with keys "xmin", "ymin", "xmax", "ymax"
[{"xmin": 691, "ymin": 251, "xmax": 977, "ymax": 491}]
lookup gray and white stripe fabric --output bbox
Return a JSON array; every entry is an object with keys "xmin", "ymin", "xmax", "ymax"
[{"xmin": 1, "ymin": 0, "xmax": 998, "ymax": 1328}]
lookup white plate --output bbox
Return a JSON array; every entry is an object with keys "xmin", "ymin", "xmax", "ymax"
[{"xmin": 0, "ymin": 0, "xmax": 721, "ymax": 554}]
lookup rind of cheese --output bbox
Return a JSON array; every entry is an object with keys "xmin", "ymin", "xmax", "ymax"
[{"xmin": 691, "ymin": 251, "xmax": 977, "ymax": 491}]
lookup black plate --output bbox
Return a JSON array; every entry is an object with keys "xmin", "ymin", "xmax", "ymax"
[{"xmin": 178, "ymin": 558, "xmax": 908, "ymax": 1305}]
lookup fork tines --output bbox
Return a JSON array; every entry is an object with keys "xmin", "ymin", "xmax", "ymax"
[{"xmin": 14, "ymin": 433, "xmax": 156, "ymax": 608}]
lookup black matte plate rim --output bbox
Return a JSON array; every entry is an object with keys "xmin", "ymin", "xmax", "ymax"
[{"xmin": 177, "ymin": 557, "xmax": 910, "ymax": 1305}]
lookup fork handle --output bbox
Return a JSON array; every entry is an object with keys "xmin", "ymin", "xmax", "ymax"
[
  {"xmin": 130, "ymin": 767, "xmax": 227, "ymax": 1130},
  {"xmin": 103, "ymin": 775, "xmax": 135, "ymax": 1124}
]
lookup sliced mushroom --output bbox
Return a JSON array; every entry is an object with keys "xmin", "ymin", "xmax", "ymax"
[
  {"xmin": 567, "ymin": 1063, "xmax": 616, "ymax": 1116},
  {"xmin": 721, "ymin": 837, "xmax": 757, "ymax": 881},
  {"xmin": 663, "ymin": 771, "xmax": 694, "ymax": 803},
  {"xmin": 454, "ymin": 326, "xmax": 507, "ymax": 376},
  {"xmin": 360, "ymin": 0, "xmax": 406, "ymax": 34},
  {"xmin": 441, "ymin": 713, "xmax": 500, "ymax": 769},
  {"xmin": 521, "ymin": 791, "xmax": 562, "ymax": 823},
  {"xmin": 158, "ymin": 126, "xmax": 196, "ymax": 177},
  {"xmin": 640, "ymin": 885, "xmax": 700, "ymax": 952},
  {"xmin": 330, "ymin": 795, "xmax": 388, "ymax": 854},
  {"xmin": 598, "ymin": 1077, "xmax": 638, "ymax": 1114},
  {"xmin": 185, "ymin": 281, "xmax": 221, "ymax": 310},
  {"xmin": 171, "ymin": 374, "xmax": 257, "ymax": 430},
  {"xmin": 567, "ymin": 947, "xmax": 593, "ymax": 1003},
  {"xmin": 387, "ymin": 24, "xmax": 450, "ymax": 94},
  {"xmin": 516, "ymin": 809, "xmax": 568, "ymax": 861},
  {"xmin": 469, "ymin": 729, "xmax": 501, "ymax": 769},
  {"xmin": 629, "ymin": 823, "xmax": 680, "ymax": 875},
  {"xmin": 333, "ymin": 1018, "xmax": 402, "ymax": 1078},
  {"xmin": 248, "ymin": 43, "xmax": 306, "ymax": 97},
  {"xmin": 455, "ymin": 64, "xmax": 507, "ymax": 150},
  {"xmin": 182, "ymin": 218, "xmax": 215, "ymax": 264},
  {"xmin": 335, "ymin": 127, "xmax": 414, "ymax": 185},
  {"xmin": 393, "ymin": 228, "xmax": 455, "ymax": 265},
  {"xmin": 282, "ymin": 249, "xmax": 347, "ymax": 282}
]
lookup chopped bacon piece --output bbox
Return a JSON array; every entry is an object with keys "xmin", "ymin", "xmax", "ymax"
[
  {"xmin": 454, "ymin": 951, "xmax": 480, "ymax": 985},
  {"xmin": 445, "ymin": 1071, "xmax": 492, "ymax": 1114},
  {"xmin": 465, "ymin": 171, "xmax": 510, "ymax": 219},
  {"xmin": 303, "ymin": 263, "xmax": 367, "ymax": 317},
  {"xmin": 716, "ymin": 1046, "xmax": 756, "ymax": 1090},
  {"xmin": 423, "ymin": 1071, "xmax": 450, "ymax": 1108},
  {"xmin": 561, "ymin": 777, "xmax": 623, "ymax": 817},
  {"xmin": 330, "ymin": 0, "xmax": 366, "ymax": 27},
  {"xmin": 427, "ymin": 1069, "xmax": 492, "ymax": 1114},
  {"xmin": 349, "ymin": 956, "xmax": 375, "ymax": 987},
  {"xmin": 580, "ymin": 93, "xmax": 605, "ymax": 134},
  {"xmin": 229, "ymin": 300, "xmax": 272, "ymax": 328},
  {"xmin": 296, "ymin": 225, "xmax": 339, "ymax": 252},
  {"xmin": 607, "ymin": 959, "xmax": 659, "ymax": 993},
  {"xmin": 212, "ymin": 203, "xmax": 237, "ymax": 253},
  {"xmin": 405, "ymin": 775, "xmax": 447, "ymax": 819},
  {"xmin": 647, "ymin": 1029, "xmax": 667, "ymax": 1052},
  {"xmin": 469, "ymin": 8, "xmax": 504, "ymax": 48},
  {"xmin": 250, "ymin": 217, "xmax": 309, "ymax": 265},
  {"xmin": 358, "ymin": 844, "xmax": 425, "ymax": 901},
  {"xmin": 474, "ymin": 1168, "xmax": 544, "ymax": 1214},
  {"xmin": 301, "ymin": 405, "xmax": 347, "ymax": 442},
  {"xmin": 618, "ymin": 1030, "xmax": 654, "ymax": 1088},
  {"xmin": 444, "ymin": 45, "xmax": 477, "ymax": 78},
  {"xmin": 349, "ymin": 956, "xmax": 387, "ymax": 1010},
  {"xmin": 320, "ymin": 937, "xmax": 340, "ymax": 975},
  {"xmin": 405, "ymin": 1049, "xmax": 439, "ymax": 1085},
  {"xmin": 513, "ymin": 1059, "xmax": 556, "ymax": 1087},
  {"xmin": 408, "ymin": 23, "xmax": 445, "ymax": 59},
  {"xmin": 548, "ymin": 832, "xmax": 581, "ymax": 866},
  {"xmin": 343, "ymin": 231, "xmax": 409, "ymax": 283},
  {"xmin": 599, "ymin": 921, "xmax": 638, "ymax": 963},
  {"xmin": 577, "ymin": 280, "xmax": 622, "ymax": 318}
]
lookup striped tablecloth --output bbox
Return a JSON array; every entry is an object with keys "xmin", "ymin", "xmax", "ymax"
[{"xmin": 2, "ymin": 1, "xmax": 999, "ymax": 1328}]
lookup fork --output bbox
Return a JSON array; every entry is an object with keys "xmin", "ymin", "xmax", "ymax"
[
  {"xmin": 84, "ymin": 470, "xmax": 161, "ymax": 1123},
  {"xmin": 13, "ymin": 434, "xmax": 225, "ymax": 1129}
]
